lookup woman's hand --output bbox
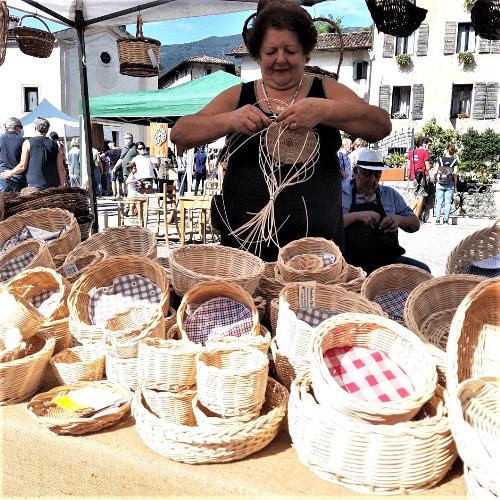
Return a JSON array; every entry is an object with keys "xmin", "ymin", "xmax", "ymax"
[
  {"xmin": 230, "ymin": 104, "xmax": 272, "ymax": 135},
  {"xmin": 276, "ymin": 98, "xmax": 325, "ymax": 131}
]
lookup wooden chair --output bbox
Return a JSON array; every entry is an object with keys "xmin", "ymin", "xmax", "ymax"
[
  {"xmin": 116, "ymin": 196, "xmax": 149, "ymax": 228},
  {"xmin": 150, "ymin": 183, "xmax": 179, "ymax": 248}
]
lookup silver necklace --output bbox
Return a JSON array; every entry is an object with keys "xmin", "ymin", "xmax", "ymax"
[{"xmin": 261, "ymin": 75, "xmax": 304, "ymax": 118}]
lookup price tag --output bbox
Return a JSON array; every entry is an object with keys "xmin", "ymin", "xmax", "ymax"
[
  {"xmin": 147, "ymin": 48, "xmax": 158, "ymax": 68},
  {"xmin": 299, "ymin": 281, "xmax": 316, "ymax": 309},
  {"xmin": 62, "ymin": 262, "xmax": 79, "ymax": 277}
]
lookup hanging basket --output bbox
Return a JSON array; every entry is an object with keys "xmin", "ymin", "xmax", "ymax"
[
  {"xmin": 471, "ymin": 0, "xmax": 500, "ymax": 41},
  {"xmin": 0, "ymin": 1, "xmax": 7, "ymax": 67},
  {"xmin": 117, "ymin": 15, "xmax": 160, "ymax": 77},
  {"xmin": 365, "ymin": 0, "xmax": 428, "ymax": 37},
  {"xmin": 13, "ymin": 14, "xmax": 55, "ymax": 59}
]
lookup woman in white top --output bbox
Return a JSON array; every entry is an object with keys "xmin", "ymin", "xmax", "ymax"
[{"xmin": 134, "ymin": 142, "xmax": 156, "ymax": 185}]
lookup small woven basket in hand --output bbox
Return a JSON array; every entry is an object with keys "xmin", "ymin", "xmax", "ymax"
[
  {"xmin": 26, "ymin": 380, "xmax": 131, "ymax": 435},
  {"xmin": 65, "ymin": 226, "xmax": 157, "ymax": 261},
  {"xmin": 205, "ymin": 325, "xmax": 271, "ymax": 355},
  {"xmin": 58, "ymin": 250, "xmax": 107, "ymax": 284},
  {"xmin": 446, "ymin": 218, "xmax": 500, "ymax": 275},
  {"xmin": 170, "ymin": 244, "xmax": 265, "ymax": 297},
  {"xmin": 288, "ymin": 373, "xmax": 456, "ymax": 495},
  {"xmin": 336, "ymin": 264, "xmax": 367, "ymax": 293},
  {"xmin": 117, "ymin": 15, "xmax": 161, "ymax": 77},
  {"xmin": 142, "ymin": 385, "xmax": 197, "ymax": 425},
  {"xmin": 404, "ymin": 275, "xmax": 485, "ymax": 385},
  {"xmin": 196, "ymin": 346, "xmax": 269, "ymax": 419},
  {"xmin": 0, "ymin": 208, "xmax": 80, "ymax": 257},
  {"xmin": 277, "ymin": 237, "xmax": 347, "ymax": 284},
  {"xmin": 0, "ymin": 332, "xmax": 55, "ymax": 405},
  {"xmin": 132, "ymin": 377, "xmax": 288, "ymax": 464},
  {"xmin": 471, "ymin": 0, "xmax": 500, "ymax": 41},
  {"xmin": 310, "ymin": 313, "xmax": 437, "ymax": 424},
  {"xmin": 13, "ymin": 14, "xmax": 55, "ymax": 58},
  {"xmin": 176, "ymin": 280, "xmax": 260, "ymax": 343},
  {"xmin": 49, "ymin": 345, "xmax": 105, "ymax": 385}
]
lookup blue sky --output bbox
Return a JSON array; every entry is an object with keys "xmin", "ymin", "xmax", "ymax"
[{"xmin": 11, "ymin": 0, "xmax": 372, "ymax": 45}]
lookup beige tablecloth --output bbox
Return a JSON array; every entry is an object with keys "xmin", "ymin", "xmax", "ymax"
[{"xmin": 1, "ymin": 402, "xmax": 466, "ymax": 497}]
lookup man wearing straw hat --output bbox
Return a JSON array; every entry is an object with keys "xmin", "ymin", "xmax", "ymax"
[{"xmin": 342, "ymin": 148, "xmax": 430, "ymax": 274}]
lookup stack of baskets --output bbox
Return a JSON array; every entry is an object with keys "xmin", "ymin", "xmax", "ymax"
[{"xmin": 287, "ymin": 313, "xmax": 457, "ymax": 494}]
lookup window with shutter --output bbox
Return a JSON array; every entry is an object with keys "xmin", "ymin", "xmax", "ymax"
[
  {"xmin": 444, "ymin": 21, "xmax": 457, "ymax": 55},
  {"xmin": 352, "ymin": 61, "xmax": 368, "ymax": 80},
  {"xmin": 472, "ymin": 82, "xmax": 487, "ymax": 120},
  {"xmin": 379, "ymin": 85, "xmax": 391, "ymax": 113},
  {"xmin": 416, "ymin": 24, "xmax": 429, "ymax": 56},
  {"xmin": 450, "ymin": 84, "xmax": 473, "ymax": 118},
  {"xmin": 456, "ymin": 23, "xmax": 476, "ymax": 53},
  {"xmin": 478, "ymin": 37, "xmax": 491, "ymax": 53},
  {"xmin": 383, "ymin": 35, "xmax": 395, "ymax": 58},
  {"xmin": 485, "ymin": 82, "xmax": 499, "ymax": 120},
  {"xmin": 395, "ymin": 32, "xmax": 415, "ymax": 55},
  {"xmin": 411, "ymin": 84, "xmax": 424, "ymax": 120},
  {"xmin": 391, "ymin": 86, "xmax": 411, "ymax": 119}
]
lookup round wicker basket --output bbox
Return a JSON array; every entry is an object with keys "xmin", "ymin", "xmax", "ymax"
[
  {"xmin": 142, "ymin": 385, "xmax": 197, "ymax": 425},
  {"xmin": 336, "ymin": 264, "xmax": 367, "ymax": 293},
  {"xmin": 205, "ymin": 325, "xmax": 271, "ymax": 355},
  {"xmin": 13, "ymin": 14, "xmax": 55, "ymax": 58},
  {"xmin": 58, "ymin": 250, "xmax": 107, "ymax": 284},
  {"xmin": 49, "ymin": 345, "xmax": 105, "ymax": 385},
  {"xmin": 105, "ymin": 353, "xmax": 139, "ymax": 391},
  {"xmin": 0, "ymin": 239, "xmax": 54, "ymax": 281},
  {"xmin": 255, "ymin": 261, "xmax": 285, "ymax": 326}
]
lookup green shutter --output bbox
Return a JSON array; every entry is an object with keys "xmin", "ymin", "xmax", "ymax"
[
  {"xmin": 472, "ymin": 82, "xmax": 487, "ymax": 120},
  {"xmin": 443, "ymin": 21, "xmax": 457, "ymax": 55},
  {"xmin": 411, "ymin": 84, "xmax": 424, "ymax": 120},
  {"xmin": 416, "ymin": 23, "xmax": 429, "ymax": 56}
]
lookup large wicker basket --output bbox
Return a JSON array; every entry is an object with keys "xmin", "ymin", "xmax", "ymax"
[
  {"xmin": 58, "ymin": 250, "xmax": 107, "ymax": 284},
  {"xmin": 169, "ymin": 244, "xmax": 265, "ymax": 297},
  {"xmin": 13, "ymin": 14, "xmax": 55, "ymax": 58}
]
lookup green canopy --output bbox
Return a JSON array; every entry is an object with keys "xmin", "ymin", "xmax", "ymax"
[{"xmin": 87, "ymin": 71, "xmax": 243, "ymax": 124}]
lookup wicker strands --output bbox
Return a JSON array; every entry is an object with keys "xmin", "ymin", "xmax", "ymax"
[
  {"xmin": 13, "ymin": 14, "xmax": 55, "ymax": 58},
  {"xmin": 205, "ymin": 325, "xmax": 272, "ymax": 355},
  {"xmin": 446, "ymin": 218, "xmax": 500, "ymax": 275},
  {"xmin": 143, "ymin": 385, "xmax": 197, "ymax": 425},
  {"xmin": 310, "ymin": 313, "xmax": 437, "ymax": 424},
  {"xmin": 65, "ymin": 226, "xmax": 157, "ymax": 261},
  {"xmin": 0, "ymin": 1, "xmax": 7, "ymax": 67},
  {"xmin": 471, "ymin": 0, "xmax": 500, "ymax": 41},
  {"xmin": 105, "ymin": 353, "xmax": 139, "ymax": 391},
  {"xmin": 336, "ymin": 264, "xmax": 367, "ymax": 293},
  {"xmin": 0, "ymin": 239, "xmax": 55, "ymax": 280},
  {"xmin": 49, "ymin": 345, "xmax": 105, "ymax": 385},
  {"xmin": 288, "ymin": 373, "xmax": 456, "ymax": 495},
  {"xmin": 365, "ymin": 0, "xmax": 428, "ymax": 38},
  {"xmin": 170, "ymin": 244, "xmax": 265, "ymax": 297},
  {"xmin": 0, "ymin": 332, "xmax": 55, "ymax": 405},
  {"xmin": 277, "ymin": 237, "xmax": 347, "ymax": 284},
  {"xmin": 40, "ymin": 317, "xmax": 72, "ymax": 354},
  {"xmin": 0, "ymin": 208, "xmax": 81, "ymax": 257},
  {"xmin": 404, "ymin": 275, "xmax": 485, "ymax": 384},
  {"xmin": 196, "ymin": 346, "xmax": 269, "ymax": 419},
  {"xmin": 26, "ymin": 380, "xmax": 131, "ymax": 435},
  {"xmin": 58, "ymin": 250, "xmax": 107, "ymax": 284},
  {"xmin": 132, "ymin": 377, "xmax": 288, "ymax": 464}
]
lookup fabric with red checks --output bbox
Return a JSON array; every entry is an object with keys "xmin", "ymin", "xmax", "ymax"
[{"xmin": 323, "ymin": 346, "xmax": 414, "ymax": 402}]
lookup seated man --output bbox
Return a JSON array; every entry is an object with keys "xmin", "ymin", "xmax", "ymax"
[{"xmin": 342, "ymin": 148, "xmax": 430, "ymax": 275}]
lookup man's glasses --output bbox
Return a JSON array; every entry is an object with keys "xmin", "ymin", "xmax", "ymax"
[{"xmin": 137, "ymin": 147, "xmax": 145, "ymax": 150}]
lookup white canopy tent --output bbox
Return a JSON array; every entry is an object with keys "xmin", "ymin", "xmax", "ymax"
[{"xmin": 20, "ymin": 99, "xmax": 79, "ymax": 138}]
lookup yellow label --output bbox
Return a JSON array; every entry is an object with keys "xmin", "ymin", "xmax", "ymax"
[{"xmin": 52, "ymin": 395, "xmax": 85, "ymax": 412}]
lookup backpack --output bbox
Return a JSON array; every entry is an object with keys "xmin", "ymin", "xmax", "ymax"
[{"xmin": 435, "ymin": 157, "xmax": 457, "ymax": 185}]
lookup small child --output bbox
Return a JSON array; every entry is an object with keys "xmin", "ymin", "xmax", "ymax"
[{"xmin": 125, "ymin": 162, "xmax": 140, "ymax": 216}]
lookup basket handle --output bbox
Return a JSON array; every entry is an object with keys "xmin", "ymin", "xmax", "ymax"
[
  {"xmin": 18, "ymin": 14, "xmax": 52, "ymax": 34},
  {"xmin": 313, "ymin": 17, "xmax": 344, "ymax": 80},
  {"xmin": 136, "ymin": 14, "xmax": 144, "ymax": 38}
]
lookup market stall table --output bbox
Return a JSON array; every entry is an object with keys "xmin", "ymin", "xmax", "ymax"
[{"xmin": 1, "ymin": 402, "xmax": 466, "ymax": 497}]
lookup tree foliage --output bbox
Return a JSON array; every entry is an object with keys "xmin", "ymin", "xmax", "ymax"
[
  {"xmin": 415, "ymin": 118, "xmax": 461, "ymax": 162},
  {"xmin": 315, "ymin": 14, "xmax": 342, "ymax": 33}
]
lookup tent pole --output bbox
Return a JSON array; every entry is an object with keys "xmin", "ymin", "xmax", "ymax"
[{"xmin": 76, "ymin": 9, "xmax": 99, "ymax": 234}]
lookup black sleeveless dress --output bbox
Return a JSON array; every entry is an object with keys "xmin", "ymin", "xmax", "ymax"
[{"xmin": 218, "ymin": 77, "xmax": 344, "ymax": 262}]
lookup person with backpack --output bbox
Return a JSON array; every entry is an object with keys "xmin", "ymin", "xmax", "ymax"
[
  {"xmin": 434, "ymin": 144, "xmax": 459, "ymax": 224},
  {"xmin": 407, "ymin": 136, "xmax": 432, "ymax": 222}
]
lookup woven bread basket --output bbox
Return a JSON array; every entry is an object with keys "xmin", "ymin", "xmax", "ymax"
[
  {"xmin": 26, "ymin": 380, "xmax": 131, "ymax": 435},
  {"xmin": 138, "ymin": 338, "xmax": 203, "ymax": 390},
  {"xmin": 288, "ymin": 372, "xmax": 456, "ymax": 495},
  {"xmin": 276, "ymin": 282, "xmax": 386, "ymax": 361},
  {"xmin": 176, "ymin": 280, "xmax": 260, "ymax": 344},
  {"xmin": 132, "ymin": 377, "xmax": 288, "ymax": 464},
  {"xmin": 67, "ymin": 256, "xmax": 169, "ymax": 346},
  {"xmin": 170, "ymin": 244, "xmax": 265, "ymax": 297},
  {"xmin": 277, "ymin": 237, "xmax": 347, "ymax": 284},
  {"xmin": 65, "ymin": 226, "xmax": 157, "ymax": 261},
  {"xmin": 49, "ymin": 345, "xmax": 105, "ymax": 385},
  {"xmin": 404, "ymin": 275, "xmax": 485, "ymax": 385},
  {"xmin": 446, "ymin": 218, "xmax": 500, "ymax": 275},
  {"xmin": 105, "ymin": 353, "xmax": 139, "ymax": 391},
  {"xmin": 270, "ymin": 337, "xmax": 309, "ymax": 390},
  {"xmin": 205, "ymin": 325, "xmax": 271, "ymax": 355},
  {"xmin": 336, "ymin": 264, "xmax": 367, "ymax": 293},
  {"xmin": 13, "ymin": 14, "xmax": 55, "ymax": 58},
  {"xmin": 58, "ymin": 250, "xmax": 107, "ymax": 284},
  {"xmin": 143, "ymin": 385, "xmax": 197, "ymax": 425},
  {"xmin": 0, "ymin": 332, "xmax": 55, "ymax": 405},
  {"xmin": 310, "ymin": 313, "xmax": 437, "ymax": 424},
  {"xmin": 0, "ymin": 208, "xmax": 80, "ymax": 257}
]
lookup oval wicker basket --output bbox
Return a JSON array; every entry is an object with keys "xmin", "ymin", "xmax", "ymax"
[
  {"xmin": 288, "ymin": 373, "xmax": 456, "ymax": 495},
  {"xmin": 142, "ymin": 385, "xmax": 197, "ymax": 425},
  {"xmin": 310, "ymin": 313, "xmax": 437, "ymax": 424},
  {"xmin": 49, "ymin": 345, "xmax": 105, "ymax": 385},
  {"xmin": 205, "ymin": 325, "xmax": 271, "ymax": 355},
  {"xmin": 0, "ymin": 208, "xmax": 80, "ymax": 257},
  {"xmin": 58, "ymin": 250, "xmax": 107, "ymax": 284},
  {"xmin": 0, "ymin": 239, "xmax": 54, "ymax": 281},
  {"xmin": 26, "ymin": 380, "xmax": 131, "ymax": 435},
  {"xmin": 132, "ymin": 377, "xmax": 288, "ymax": 464},
  {"xmin": 169, "ymin": 244, "xmax": 265, "ymax": 297},
  {"xmin": 0, "ymin": 332, "xmax": 55, "ymax": 405},
  {"xmin": 13, "ymin": 14, "xmax": 55, "ymax": 58}
]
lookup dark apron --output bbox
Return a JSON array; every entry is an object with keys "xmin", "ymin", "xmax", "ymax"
[{"xmin": 344, "ymin": 183, "xmax": 405, "ymax": 274}]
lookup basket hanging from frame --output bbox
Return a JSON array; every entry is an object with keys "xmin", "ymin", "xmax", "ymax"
[
  {"xmin": 117, "ymin": 14, "xmax": 160, "ymax": 77},
  {"xmin": 471, "ymin": 0, "xmax": 500, "ymax": 41},
  {"xmin": 13, "ymin": 14, "xmax": 55, "ymax": 59},
  {"xmin": 0, "ymin": 1, "xmax": 7, "ymax": 67},
  {"xmin": 365, "ymin": 0, "xmax": 428, "ymax": 38}
]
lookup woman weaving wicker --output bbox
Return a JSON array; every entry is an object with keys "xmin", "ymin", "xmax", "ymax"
[{"xmin": 171, "ymin": 0, "xmax": 391, "ymax": 261}]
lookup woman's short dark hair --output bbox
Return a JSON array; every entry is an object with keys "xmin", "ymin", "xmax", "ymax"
[{"xmin": 244, "ymin": 1, "xmax": 317, "ymax": 59}]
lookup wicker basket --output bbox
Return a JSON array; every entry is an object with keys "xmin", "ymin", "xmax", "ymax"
[
  {"xmin": 177, "ymin": 280, "xmax": 260, "ymax": 344},
  {"xmin": 0, "ymin": 325, "xmax": 24, "ymax": 363},
  {"xmin": 13, "ymin": 14, "xmax": 55, "ymax": 58},
  {"xmin": 170, "ymin": 244, "xmax": 265, "ymax": 297},
  {"xmin": 0, "ymin": 332, "xmax": 55, "ymax": 405},
  {"xmin": 404, "ymin": 275, "xmax": 485, "ymax": 385},
  {"xmin": 205, "ymin": 325, "xmax": 271, "ymax": 355},
  {"xmin": 67, "ymin": 256, "xmax": 169, "ymax": 346},
  {"xmin": 132, "ymin": 377, "xmax": 288, "ymax": 464},
  {"xmin": 117, "ymin": 15, "xmax": 160, "ymax": 77},
  {"xmin": 270, "ymin": 297, "xmax": 279, "ymax": 335},
  {"xmin": 277, "ymin": 237, "xmax": 347, "ymax": 284},
  {"xmin": 288, "ymin": 373, "xmax": 456, "ymax": 495},
  {"xmin": 270, "ymin": 337, "xmax": 309, "ymax": 390},
  {"xmin": 40, "ymin": 317, "xmax": 72, "ymax": 354},
  {"xmin": 0, "ymin": 239, "xmax": 54, "ymax": 281},
  {"xmin": 0, "ymin": 208, "xmax": 80, "ymax": 258},
  {"xmin": 105, "ymin": 353, "xmax": 139, "ymax": 391},
  {"xmin": 276, "ymin": 282, "xmax": 386, "ymax": 361},
  {"xmin": 471, "ymin": 0, "xmax": 500, "ymax": 41},
  {"xmin": 464, "ymin": 464, "xmax": 497, "ymax": 500},
  {"xmin": 255, "ymin": 261, "xmax": 285, "ymax": 326},
  {"xmin": 446, "ymin": 218, "xmax": 500, "ymax": 275},
  {"xmin": 26, "ymin": 380, "xmax": 131, "ymax": 435},
  {"xmin": 58, "ymin": 250, "xmax": 107, "ymax": 284},
  {"xmin": 143, "ymin": 385, "xmax": 197, "ymax": 425},
  {"xmin": 138, "ymin": 338, "xmax": 203, "ymax": 390},
  {"xmin": 65, "ymin": 226, "xmax": 157, "ymax": 261},
  {"xmin": 310, "ymin": 313, "xmax": 437, "ymax": 424},
  {"xmin": 196, "ymin": 346, "xmax": 269, "ymax": 419},
  {"xmin": 336, "ymin": 264, "xmax": 367, "ymax": 293},
  {"xmin": 49, "ymin": 345, "xmax": 105, "ymax": 385}
]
